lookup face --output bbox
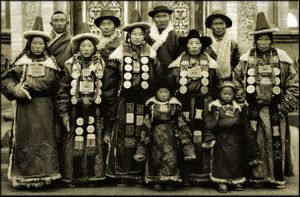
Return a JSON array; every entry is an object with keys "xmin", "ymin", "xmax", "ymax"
[
  {"xmin": 220, "ymin": 87, "xmax": 235, "ymax": 104},
  {"xmin": 156, "ymin": 88, "xmax": 171, "ymax": 102},
  {"xmin": 153, "ymin": 12, "xmax": 170, "ymax": 30},
  {"xmin": 99, "ymin": 19, "xmax": 116, "ymax": 37},
  {"xmin": 50, "ymin": 13, "xmax": 68, "ymax": 34},
  {"xmin": 79, "ymin": 39, "xmax": 95, "ymax": 58},
  {"xmin": 130, "ymin": 27, "xmax": 145, "ymax": 46},
  {"xmin": 211, "ymin": 18, "xmax": 226, "ymax": 37},
  {"xmin": 187, "ymin": 38, "xmax": 202, "ymax": 56},
  {"xmin": 30, "ymin": 37, "xmax": 45, "ymax": 56},
  {"xmin": 256, "ymin": 34, "xmax": 272, "ymax": 52}
]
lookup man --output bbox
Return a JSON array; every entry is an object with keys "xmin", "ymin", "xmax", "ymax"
[
  {"xmin": 94, "ymin": 9, "xmax": 121, "ymax": 63},
  {"xmin": 48, "ymin": 11, "xmax": 73, "ymax": 69},
  {"xmin": 205, "ymin": 10, "xmax": 240, "ymax": 80},
  {"xmin": 145, "ymin": 3, "xmax": 182, "ymax": 78}
]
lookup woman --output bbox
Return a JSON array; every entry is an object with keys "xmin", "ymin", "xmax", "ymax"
[
  {"xmin": 168, "ymin": 29, "xmax": 219, "ymax": 184},
  {"xmin": 106, "ymin": 10, "xmax": 162, "ymax": 186},
  {"xmin": 56, "ymin": 23, "xmax": 110, "ymax": 187},
  {"xmin": 233, "ymin": 12, "xmax": 299, "ymax": 189},
  {"xmin": 1, "ymin": 17, "xmax": 61, "ymax": 188}
]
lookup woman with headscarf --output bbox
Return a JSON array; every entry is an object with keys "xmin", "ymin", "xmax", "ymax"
[
  {"xmin": 168, "ymin": 29, "xmax": 219, "ymax": 185},
  {"xmin": 233, "ymin": 12, "xmax": 299, "ymax": 189},
  {"xmin": 106, "ymin": 9, "xmax": 162, "ymax": 186},
  {"xmin": 1, "ymin": 17, "xmax": 61, "ymax": 188},
  {"xmin": 56, "ymin": 23, "xmax": 109, "ymax": 187}
]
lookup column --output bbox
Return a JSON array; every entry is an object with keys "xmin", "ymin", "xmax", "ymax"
[
  {"xmin": 41, "ymin": 1, "xmax": 54, "ymax": 34},
  {"xmin": 237, "ymin": 1, "xmax": 257, "ymax": 54}
]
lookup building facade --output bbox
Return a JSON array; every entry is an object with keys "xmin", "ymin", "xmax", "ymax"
[{"xmin": 1, "ymin": 1, "xmax": 299, "ymax": 64}]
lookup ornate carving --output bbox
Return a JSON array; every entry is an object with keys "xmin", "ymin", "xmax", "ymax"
[
  {"xmin": 87, "ymin": 1, "xmax": 122, "ymax": 36},
  {"xmin": 238, "ymin": 2, "xmax": 257, "ymax": 54},
  {"xmin": 22, "ymin": 1, "xmax": 41, "ymax": 31},
  {"xmin": 171, "ymin": 1, "xmax": 190, "ymax": 36}
]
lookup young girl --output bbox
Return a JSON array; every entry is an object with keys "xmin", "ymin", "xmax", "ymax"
[
  {"xmin": 134, "ymin": 82, "xmax": 196, "ymax": 190},
  {"xmin": 202, "ymin": 81, "xmax": 263, "ymax": 193}
]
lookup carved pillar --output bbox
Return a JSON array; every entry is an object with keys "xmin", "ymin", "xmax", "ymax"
[
  {"xmin": 86, "ymin": 1, "xmax": 122, "ymax": 36},
  {"xmin": 169, "ymin": 1, "xmax": 190, "ymax": 36},
  {"xmin": 238, "ymin": 1, "xmax": 257, "ymax": 54}
]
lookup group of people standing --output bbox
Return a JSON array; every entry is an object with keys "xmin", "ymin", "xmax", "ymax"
[{"xmin": 1, "ymin": 3, "xmax": 298, "ymax": 193}]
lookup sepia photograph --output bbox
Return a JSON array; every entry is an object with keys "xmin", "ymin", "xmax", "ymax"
[{"xmin": 1, "ymin": 0, "xmax": 299, "ymax": 195}]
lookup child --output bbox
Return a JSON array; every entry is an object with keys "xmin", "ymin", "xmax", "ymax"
[
  {"xmin": 134, "ymin": 82, "xmax": 196, "ymax": 190},
  {"xmin": 202, "ymin": 81, "xmax": 263, "ymax": 193}
]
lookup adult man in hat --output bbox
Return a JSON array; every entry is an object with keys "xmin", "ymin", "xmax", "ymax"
[
  {"xmin": 233, "ymin": 12, "xmax": 298, "ymax": 189},
  {"xmin": 145, "ymin": 3, "xmax": 182, "ymax": 78},
  {"xmin": 94, "ymin": 10, "xmax": 121, "ymax": 63},
  {"xmin": 205, "ymin": 10, "xmax": 240, "ymax": 80},
  {"xmin": 48, "ymin": 11, "xmax": 73, "ymax": 69}
]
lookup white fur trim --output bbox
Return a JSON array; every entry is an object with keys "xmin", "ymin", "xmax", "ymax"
[
  {"xmin": 109, "ymin": 44, "xmax": 157, "ymax": 62},
  {"xmin": 208, "ymin": 99, "xmax": 242, "ymax": 112},
  {"xmin": 210, "ymin": 173, "xmax": 246, "ymax": 184},
  {"xmin": 145, "ymin": 96, "xmax": 182, "ymax": 107},
  {"xmin": 96, "ymin": 30, "xmax": 119, "ymax": 51},
  {"xmin": 149, "ymin": 22, "xmax": 174, "ymax": 52},
  {"xmin": 13, "ymin": 54, "xmax": 59, "ymax": 71},
  {"xmin": 240, "ymin": 48, "xmax": 293, "ymax": 65}
]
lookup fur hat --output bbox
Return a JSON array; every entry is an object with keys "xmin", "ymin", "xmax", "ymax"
[
  {"xmin": 123, "ymin": 9, "xmax": 150, "ymax": 32},
  {"xmin": 23, "ymin": 16, "xmax": 51, "ymax": 41},
  {"xmin": 71, "ymin": 23, "xmax": 100, "ymax": 46},
  {"xmin": 249, "ymin": 12, "xmax": 279, "ymax": 35},
  {"xmin": 179, "ymin": 29, "xmax": 212, "ymax": 48},
  {"xmin": 205, "ymin": 10, "xmax": 232, "ymax": 28},
  {"xmin": 94, "ymin": 9, "xmax": 121, "ymax": 28},
  {"xmin": 219, "ymin": 80, "xmax": 236, "ymax": 91},
  {"xmin": 148, "ymin": 3, "xmax": 173, "ymax": 18}
]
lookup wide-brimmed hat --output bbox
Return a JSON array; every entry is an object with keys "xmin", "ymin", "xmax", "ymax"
[
  {"xmin": 205, "ymin": 10, "xmax": 232, "ymax": 28},
  {"xmin": 148, "ymin": 4, "xmax": 174, "ymax": 18},
  {"xmin": 123, "ymin": 9, "xmax": 150, "ymax": 32},
  {"xmin": 179, "ymin": 29, "xmax": 212, "ymax": 48},
  {"xmin": 249, "ymin": 12, "xmax": 279, "ymax": 35},
  {"xmin": 71, "ymin": 23, "xmax": 100, "ymax": 46},
  {"xmin": 94, "ymin": 9, "xmax": 121, "ymax": 28},
  {"xmin": 23, "ymin": 16, "xmax": 51, "ymax": 41}
]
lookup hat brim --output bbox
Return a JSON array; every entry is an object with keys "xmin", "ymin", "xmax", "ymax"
[
  {"xmin": 205, "ymin": 14, "xmax": 232, "ymax": 28},
  {"xmin": 179, "ymin": 36, "xmax": 212, "ymax": 48},
  {"xmin": 249, "ymin": 27, "xmax": 279, "ymax": 35},
  {"xmin": 148, "ymin": 10, "xmax": 173, "ymax": 18},
  {"xmin": 94, "ymin": 16, "xmax": 121, "ymax": 27},
  {"xmin": 71, "ymin": 33, "xmax": 100, "ymax": 46},
  {"xmin": 122, "ymin": 22, "xmax": 151, "ymax": 32},
  {"xmin": 23, "ymin": 30, "xmax": 51, "ymax": 41}
]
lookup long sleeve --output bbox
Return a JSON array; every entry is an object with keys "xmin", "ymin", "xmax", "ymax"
[
  {"xmin": 176, "ymin": 105, "xmax": 193, "ymax": 145},
  {"xmin": 55, "ymin": 63, "xmax": 72, "ymax": 119},
  {"xmin": 232, "ymin": 60, "xmax": 247, "ymax": 104},
  {"xmin": 1, "ymin": 65, "xmax": 22, "ymax": 101}
]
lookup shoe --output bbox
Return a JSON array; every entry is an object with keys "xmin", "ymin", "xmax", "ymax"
[
  {"xmin": 116, "ymin": 179, "xmax": 128, "ymax": 187},
  {"xmin": 87, "ymin": 183, "xmax": 96, "ymax": 187},
  {"xmin": 153, "ymin": 183, "xmax": 163, "ymax": 190},
  {"xmin": 235, "ymin": 184, "xmax": 243, "ymax": 191},
  {"xmin": 272, "ymin": 183, "xmax": 285, "ymax": 189},
  {"xmin": 134, "ymin": 179, "xmax": 144, "ymax": 187},
  {"xmin": 165, "ymin": 183, "xmax": 175, "ymax": 190},
  {"xmin": 67, "ymin": 183, "xmax": 77, "ymax": 188},
  {"xmin": 183, "ymin": 180, "xmax": 190, "ymax": 187},
  {"xmin": 252, "ymin": 182, "xmax": 263, "ymax": 188},
  {"xmin": 217, "ymin": 183, "xmax": 228, "ymax": 193}
]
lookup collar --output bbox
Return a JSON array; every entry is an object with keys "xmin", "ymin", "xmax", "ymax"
[{"xmin": 146, "ymin": 96, "xmax": 182, "ymax": 107}]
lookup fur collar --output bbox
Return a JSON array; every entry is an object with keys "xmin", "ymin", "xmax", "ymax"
[
  {"xmin": 168, "ymin": 52, "xmax": 218, "ymax": 69},
  {"xmin": 240, "ymin": 48, "xmax": 293, "ymax": 64},
  {"xmin": 208, "ymin": 99, "xmax": 242, "ymax": 112},
  {"xmin": 97, "ymin": 30, "xmax": 120, "ymax": 51},
  {"xmin": 146, "ymin": 96, "xmax": 182, "ymax": 107},
  {"xmin": 109, "ymin": 43, "xmax": 157, "ymax": 62},
  {"xmin": 14, "ymin": 54, "xmax": 60, "ymax": 71},
  {"xmin": 149, "ymin": 22, "xmax": 174, "ymax": 52}
]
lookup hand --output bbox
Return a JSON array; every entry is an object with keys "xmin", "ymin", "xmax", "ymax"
[
  {"xmin": 62, "ymin": 115, "xmax": 70, "ymax": 133},
  {"xmin": 202, "ymin": 140, "xmax": 216, "ymax": 149},
  {"xmin": 134, "ymin": 154, "xmax": 146, "ymax": 162},
  {"xmin": 14, "ymin": 83, "xmax": 32, "ymax": 100}
]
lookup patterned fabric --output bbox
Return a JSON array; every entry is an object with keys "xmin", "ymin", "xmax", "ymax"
[
  {"xmin": 1, "ymin": 54, "xmax": 61, "ymax": 188},
  {"xmin": 233, "ymin": 47, "xmax": 299, "ymax": 186}
]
